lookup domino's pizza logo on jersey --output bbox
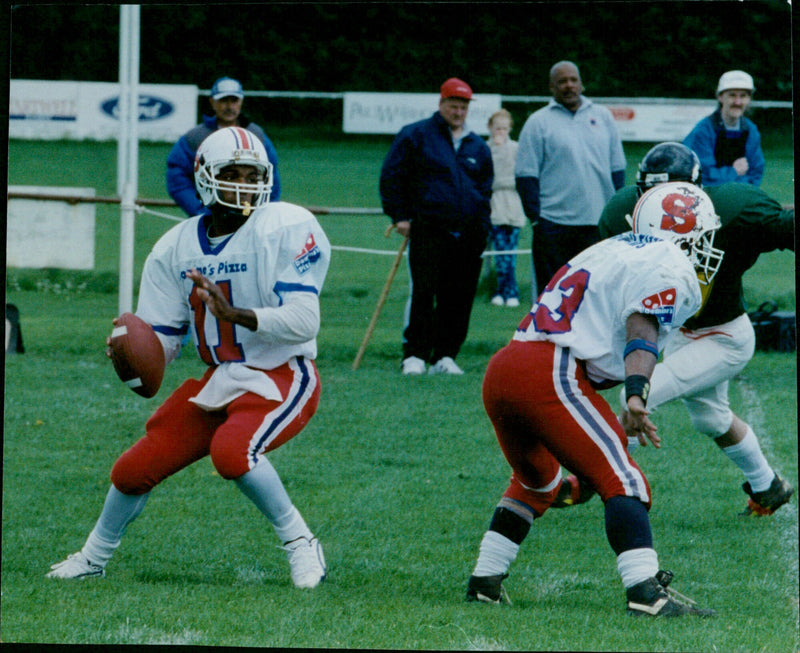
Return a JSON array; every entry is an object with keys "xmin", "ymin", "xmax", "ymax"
[
  {"xmin": 640, "ymin": 288, "xmax": 677, "ymax": 325},
  {"xmin": 293, "ymin": 233, "xmax": 322, "ymax": 274}
]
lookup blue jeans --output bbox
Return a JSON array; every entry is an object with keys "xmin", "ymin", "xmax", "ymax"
[{"xmin": 490, "ymin": 225, "xmax": 521, "ymax": 300}]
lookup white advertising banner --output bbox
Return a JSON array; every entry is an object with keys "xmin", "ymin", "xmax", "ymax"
[
  {"xmin": 343, "ymin": 92, "xmax": 716, "ymax": 141},
  {"xmin": 7, "ymin": 186, "xmax": 96, "ymax": 270},
  {"xmin": 9, "ymin": 80, "xmax": 198, "ymax": 141},
  {"xmin": 343, "ymin": 92, "xmax": 503, "ymax": 135},
  {"xmin": 599, "ymin": 102, "xmax": 715, "ymax": 142}
]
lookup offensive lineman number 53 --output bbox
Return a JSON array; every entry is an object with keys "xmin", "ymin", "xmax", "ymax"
[{"xmin": 519, "ymin": 265, "xmax": 590, "ymax": 334}]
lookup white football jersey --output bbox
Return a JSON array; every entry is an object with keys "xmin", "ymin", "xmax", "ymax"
[
  {"xmin": 136, "ymin": 201, "xmax": 331, "ymax": 371},
  {"xmin": 513, "ymin": 233, "xmax": 701, "ymax": 384}
]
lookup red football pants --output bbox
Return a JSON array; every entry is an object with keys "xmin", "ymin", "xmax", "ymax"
[
  {"xmin": 482, "ymin": 340, "xmax": 651, "ymax": 517},
  {"xmin": 111, "ymin": 357, "xmax": 320, "ymax": 495}
]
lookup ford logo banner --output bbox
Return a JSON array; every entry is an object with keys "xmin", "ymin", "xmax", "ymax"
[{"xmin": 101, "ymin": 95, "xmax": 175, "ymax": 121}]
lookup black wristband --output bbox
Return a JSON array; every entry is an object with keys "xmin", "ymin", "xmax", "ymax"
[{"xmin": 625, "ymin": 374, "xmax": 651, "ymax": 404}]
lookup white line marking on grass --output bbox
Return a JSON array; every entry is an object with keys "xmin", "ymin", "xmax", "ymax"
[
  {"xmin": 737, "ymin": 376, "xmax": 798, "ymax": 601},
  {"xmin": 113, "ymin": 617, "xmax": 203, "ymax": 645},
  {"xmin": 429, "ymin": 623, "xmax": 506, "ymax": 651}
]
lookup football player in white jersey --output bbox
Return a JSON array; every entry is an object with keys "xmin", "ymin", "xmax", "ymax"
[
  {"xmin": 47, "ymin": 127, "xmax": 331, "ymax": 589},
  {"xmin": 467, "ymin": 183, "xmax": 723, "ymax": 616},
  {"xmin": 555, "ymin": 143, "xmax": 793, "ymax": 516}
]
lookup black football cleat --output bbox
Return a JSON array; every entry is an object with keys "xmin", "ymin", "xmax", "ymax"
[
  {"xmin": 740, "ymin": 473, "xmax": 794, "ymax": 516},
  {"xmin": 626, "ymin": 570, "xmax": 716, "ymax": 617},
  {"xmin": 466, "ymin": 574, "xmax": 512, "ymax": 605}
]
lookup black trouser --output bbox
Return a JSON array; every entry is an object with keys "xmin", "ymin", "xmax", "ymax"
[
  {"xmin": 403, "ymin": 221, "xmax": 487, "ymax": 363},
  {"xmin": 532, "ymin": 218, "xmax": 601, "ymax": 298}
]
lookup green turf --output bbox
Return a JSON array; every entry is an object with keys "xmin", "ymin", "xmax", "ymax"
[{"xmin": 3, "ymin": 132, "xmax": 797, "ymax": 649}]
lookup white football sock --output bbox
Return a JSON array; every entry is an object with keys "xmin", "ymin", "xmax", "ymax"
[
  {"xmin": 722, "ymin": 426, "xmax": 775, "ymax": 492},
  {"xmin": 271, "ymin": 506, "xmax": 314, "ymax": 544},
  {"xmin": 81, "ymin": 485, "xmax": 149, "ymax": 566},
  {"xmin": 234, "ymin": 459, "xmax": 312, "ymax": 542},
  {"xmin": 617, "ymin": 547, "xmax": 659, "ymax": 589},
  {"xmin": 81, "ymin": 529, "xmax": 120, "ymax": 568},
  {"xmin": 472, "ymin": 530, "xmax": 519, "ymax": 577}
]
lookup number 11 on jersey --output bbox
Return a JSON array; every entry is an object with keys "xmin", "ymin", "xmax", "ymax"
[{"xmin": 189, "ymin": 279, "xmax": 246, "ymax": 364}]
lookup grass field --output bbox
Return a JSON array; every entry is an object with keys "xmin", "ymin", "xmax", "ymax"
[{"xmin": 3, "ymin": 129, "xmax": 797, "ymax": 650}]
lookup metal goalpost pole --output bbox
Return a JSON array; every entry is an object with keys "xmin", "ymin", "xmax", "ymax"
[{"xmin": 117, "ymin": 5, "xmax": 140, "ymax": 315}]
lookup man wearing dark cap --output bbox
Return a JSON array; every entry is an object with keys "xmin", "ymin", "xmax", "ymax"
[
  {"xmin": 380, "ymin": 78, "xmax": 494, "ymax": 375},
  {"xmin": 167, "ymin": 76, "xmax": 282, "ymax": 217}
]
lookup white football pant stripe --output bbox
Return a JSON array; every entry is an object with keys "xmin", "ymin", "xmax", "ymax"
[
  {"xmin": 247, "ymin": 357, "xmax": 317, "ymax": 467},
  {"xmin": 552, "ymin": 346, "xmax": 649, "ymax": 502}
]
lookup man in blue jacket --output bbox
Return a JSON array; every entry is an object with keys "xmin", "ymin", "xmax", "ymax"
[
  {"xmin": 683, "ymin": 70, "xmax": 765, "ymax": 187},
  {"xmin": 166, "ymin": 76, "xmax": 282, "ymax": 217},
  {"xmin": 380, "ymin": 78, "xmax": 493, "ymax": 375}
]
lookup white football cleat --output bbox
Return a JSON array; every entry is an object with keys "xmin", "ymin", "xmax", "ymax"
[
  {"xmin": 401, "ymin": 356, "xmax": 426, "ymax": 375},
  {"xmin": 46, "ymin": 552, "xmax": 105, "ymax": 579},
  {"xmin": 428, "ymin": 357, "xmax": 464, "ymax": 375},
  {"xmin": 284, "ymin": 537, "xmax": 326, "ymax": 589},
  {"xmin": 490, "ymin": 295, "xmax": 505, "ymax": 306},
  {"xmin": 505, "ymin": 297, "xmax": 520, "ymax": 308}
]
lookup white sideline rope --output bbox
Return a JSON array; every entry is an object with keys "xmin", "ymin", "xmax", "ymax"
[
  {"xmin": 332, "ymin": 245, "xmax": 529, "ymax": 258},
  {"xmin": 136, "ymin": 204, "xmax": 185, "ymax": 222},
  {"xmin": 134, "ymin": 203, "xmax": 531, "ymax": 258}
]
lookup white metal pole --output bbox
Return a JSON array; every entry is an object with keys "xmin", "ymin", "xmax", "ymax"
[
  {"xmin": 117, "ymin": 5, "xmax": 140, "ymax": 315},
  {"xmin": 117, "ymin": 6, "xmax": 130, "ymax": 198},
  {"xmin": 119, "ymin": 183, "xmax": 136, "ymax": 315},
  {"xmin": 127, "ymin": 6, "xmax": 140, "ymax": 194}
]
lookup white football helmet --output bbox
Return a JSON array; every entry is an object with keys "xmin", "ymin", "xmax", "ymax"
[
  {"xmin": 629, "ymin": 182, "xmax": 724, "ymax": 285},
  {"xmin": 194, "ymin": 126, "xmax": 272, "ymax": 213}
]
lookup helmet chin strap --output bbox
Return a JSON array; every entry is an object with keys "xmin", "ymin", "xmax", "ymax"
[{"xmin": 212, "ymin": 184, "xmax": 258, "ymax": 216}]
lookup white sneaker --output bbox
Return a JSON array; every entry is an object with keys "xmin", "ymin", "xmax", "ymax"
[
  {"xmin": 284, "ymin": 537, "xmax": 327, "ymax": 589},
  {"xmin": 490, "ymin": 295, "xmax": 504, "ymax": 306},
  {"xmin": 46, "ymin": 552, "xmax": 105, "ymax": 579},
  {"xmin": 505, "ymin": 297, "xmax": 520, "ymax": 308},
  {"xmin": 428, "ymin": 357, "xmax": 464, "ymax": 375},
  {"xmin": 401, "ymin": 356, "xmax": 426, "ymax": 375}
]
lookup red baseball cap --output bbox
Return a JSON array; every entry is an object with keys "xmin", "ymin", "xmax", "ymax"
[{"xmin": 440, "ymin": 78, "xmax": 473, "ymax": 100}]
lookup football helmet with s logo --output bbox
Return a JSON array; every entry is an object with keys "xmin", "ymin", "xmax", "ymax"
[
  {"xmin": 194, "ymin": 126, "xmax": 272, "ymax": 214},
  {"xmin": 628, "ymin": 182, "xmax": 724, "ymax": 285}
]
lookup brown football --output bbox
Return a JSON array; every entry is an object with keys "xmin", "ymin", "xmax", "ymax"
[{"xmin": 109, "ymin": 312, "xmax": 165, "ymax": 398}]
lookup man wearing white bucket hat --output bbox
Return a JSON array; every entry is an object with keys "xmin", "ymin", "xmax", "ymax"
[{"xmin": 683, "ymin": 70, "xmax": 765, "ymax": 187}]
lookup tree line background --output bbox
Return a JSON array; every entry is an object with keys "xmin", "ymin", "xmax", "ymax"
[{"xmin": 7, "ymin": 1, "xmax": 795, "ymax": 129}]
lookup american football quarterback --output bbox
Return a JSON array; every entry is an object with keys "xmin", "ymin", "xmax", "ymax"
[{"xmin": 47, "ymin": 127, "xmax": 331, "ymax": 589}]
